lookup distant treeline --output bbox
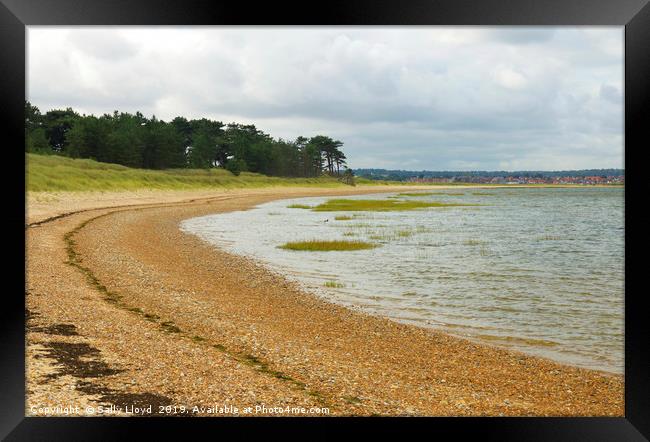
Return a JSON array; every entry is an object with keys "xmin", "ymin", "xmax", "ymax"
[
  {"xmin": 355, "ymin": 168, "xmax": 625, "ymax": 181},
  {"xmin": 25, "ymin": 102, "xmax": 350, "ymax": 178}
]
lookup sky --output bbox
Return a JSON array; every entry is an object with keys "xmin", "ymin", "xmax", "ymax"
[{"xmin": 27, "ymin": 27, "xmax": 624, "ymax": 171}]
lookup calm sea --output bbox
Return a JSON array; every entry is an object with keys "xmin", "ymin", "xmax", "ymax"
[{"xmin": 181, "ymin": 187, "xmax": 624, "ymax": 373}]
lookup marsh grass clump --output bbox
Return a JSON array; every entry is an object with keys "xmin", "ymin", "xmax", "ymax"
[
  {"xmin": 313, "ymin": 199, "xmax": 473, "ymax": 212},
  {"xmin": 332, "ymin": 221, "xmax": 428, "ymax": 243},
  {"xmin": 324, "ymin": 281, "xmax": 345, "ymax": 288},
  {"xmin": 369, "ymin": 230, "xmax": 407, "ymax": 241},
  {"xmin": 278, "ymin": 240, "xmax": 378, "ymax": 251},
  {"xmin": 464, "ymin": 239, "xmax": 486, "ymax": 246},
  {"xmin": 370, "ymin": 231, "xmax": 410, "ymax": 241},
  {"xmin": 334, "ymin": 215, "xmax": 354, "ymax": 221},
  {"xmin": 287, "ymin": 204, "xmax": 312, "ymax": 209},
  {"xmin": 341, "ymin": 222, "xmax": 373, "ymax": 228}
]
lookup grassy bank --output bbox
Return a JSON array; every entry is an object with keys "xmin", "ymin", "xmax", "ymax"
[
  {"xmin": 26, "ymin": 154, "xmax": 354, "ymax": 192},
  {"xmin": 27, "ymin": 154, "xmax": 619, "ymax": 193}
]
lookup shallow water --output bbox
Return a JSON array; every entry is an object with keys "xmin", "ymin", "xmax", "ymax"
[{"xmin": 181, "ymin": 187, "xmax": 624, "ymax": 373}]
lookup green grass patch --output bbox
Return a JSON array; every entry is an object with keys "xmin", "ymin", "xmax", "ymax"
[
  {"xmin": 334, "ymin": 215, "xmax": 354, "ymax": 221},
  {"xmin": 278, "ymin": 240, "xmax": 378, "ymax": 251},
  {"xmin": 313, "ymin": 199, "xmax": 473, "ymax": 212},
  {"xmin": 287, "ymin": 204, "xmax": 312, "ymax": 209},
  {"xmin": 324, "ymin": 281, "xmax": 345, "ymax": 288},
  {"xmin": 26, "ymin": 153, "xmax": 348, "ymax": 192}
]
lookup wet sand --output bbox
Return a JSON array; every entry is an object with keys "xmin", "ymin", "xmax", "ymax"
[{"xmin": 26, "ymin": 187, "xmax": 624, "ymax": 416}]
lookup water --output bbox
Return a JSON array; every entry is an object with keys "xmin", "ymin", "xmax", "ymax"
[{"xmin": 181, "ymin": 187, "xmax": 624, "ymax": 373}]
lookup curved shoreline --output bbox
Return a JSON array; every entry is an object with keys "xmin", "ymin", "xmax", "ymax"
[
  {"xmin": 26, "ymin": 186, "xmax": 624, "ymax": 416},
  {"xmin": 180, "ymin": 191, "xmax": 623, "ymax": 375}
]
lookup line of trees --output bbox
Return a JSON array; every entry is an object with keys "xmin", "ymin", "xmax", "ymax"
[{"xmin": 25, "ymin": 102, "xmax": 351, "ymax": 178}]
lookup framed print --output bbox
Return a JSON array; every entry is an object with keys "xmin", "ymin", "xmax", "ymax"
[{"xmin": 2, "ymin": 0, "xmax": 648, "ymax": 439}]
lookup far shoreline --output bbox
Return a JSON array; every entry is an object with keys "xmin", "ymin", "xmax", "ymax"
[{"xmin": 26, "ymin": 182, "xmax": 623, "ymax": 225}]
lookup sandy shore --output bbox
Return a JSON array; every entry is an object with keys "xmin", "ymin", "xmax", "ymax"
[{"xmin": 26, "ymin": 186, "xmax": 624, "ymax": 416}]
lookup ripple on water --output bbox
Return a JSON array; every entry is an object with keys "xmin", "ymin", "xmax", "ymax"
[{"xmin": 181, "ymin": 187, "xmax": 624, "ymax": 373}]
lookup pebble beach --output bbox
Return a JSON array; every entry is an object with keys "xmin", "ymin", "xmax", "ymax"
[{"xmin": 25, "ymin": 187, "xmax": 624, "ymax": 416}]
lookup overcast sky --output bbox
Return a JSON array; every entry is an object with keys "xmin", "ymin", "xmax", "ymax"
[{"xmin": 27, "ymin": 27, "xmax": 623, "ymax": 171}]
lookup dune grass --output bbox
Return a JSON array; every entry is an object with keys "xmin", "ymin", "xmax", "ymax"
[
  {"xmin": 278, "ymin": 240, "xmax": 378, "ymax": 251},
  {"xmin": 287, "ymin": 204, "xmax": 312, "ymax": 209},
  {"xmin": 26, "ymin": 153, "xmax": 351, "ymax": 192},
  {"xmin": 312, "ymin": 198, "xmax": 474, "ymax": 212}
]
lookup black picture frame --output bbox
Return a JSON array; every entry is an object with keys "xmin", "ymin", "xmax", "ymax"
[{"xmin": 2, "ymin": 0, "xmax": 648, "ymax": 439}]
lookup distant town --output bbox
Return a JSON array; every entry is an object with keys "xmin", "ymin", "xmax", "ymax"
[{"xmin": 354, "ymin": 168, "xmax": 624, "ymax": 185}]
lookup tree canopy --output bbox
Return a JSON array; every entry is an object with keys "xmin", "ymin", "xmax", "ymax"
[{"xmin": 25, "ymin": 102, "xmax": 350, "ymax": 179}]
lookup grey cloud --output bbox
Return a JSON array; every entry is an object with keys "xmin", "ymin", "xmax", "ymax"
[
  {"xmin": 28, "ymin": 27, "xmax": 623, "ymax": 171},
  {"xmin": 600, "ymin": 84, "xmax": 622, "ymax": 104},
  {"xmin": 66, "ymin": 29, "xmax": 138, "ymax": 60},
  {"xmin": 483, "ymin": 28, "xmax": 557, "ymax": 44}
]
